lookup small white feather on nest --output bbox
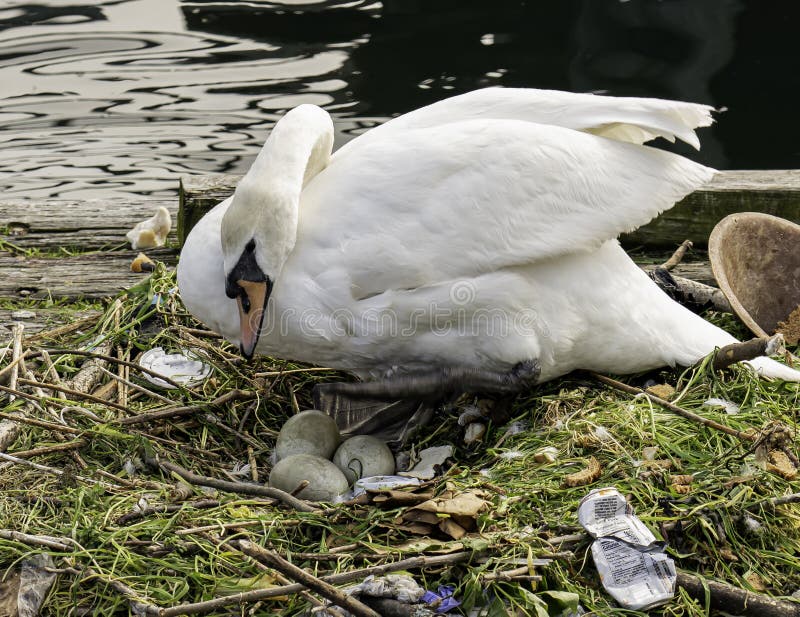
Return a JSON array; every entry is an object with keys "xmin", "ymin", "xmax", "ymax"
[{"xmin": 127, "ymin": 206, "xmax": 172, "ymax": 250}]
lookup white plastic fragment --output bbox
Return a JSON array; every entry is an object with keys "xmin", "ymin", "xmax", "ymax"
[
  {"xmin": 399, "ymin": 445, "xmax": 454, "ymax": 480},
  {"xmin": 138, "ymin": 347, "xmax": 212, "ymax": 389},
  {"xmin": 578, "ymin": 486, "xmax": 676, "ymax": 610},
  {"xmin": 340, "ymin": 475, "xmax": 423, "ymax": 500},
  {"xmin": 703, "ymin": 398, "xmax": 740, "ymax": 415}
]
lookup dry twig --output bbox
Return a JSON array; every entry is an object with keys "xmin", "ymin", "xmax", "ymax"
[{"xmin": 154, "ymin": 458, "xmax": 318, "ymax": 513}]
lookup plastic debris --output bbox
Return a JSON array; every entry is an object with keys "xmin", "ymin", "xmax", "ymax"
[
  {"xmin": 422, "ymin": 584, "xmax": 461, "ymax": 613},
  {"xmin": 703, "ymin": 397, "xmax": 741, "ymax": 415},
  {"xmin": 399, "ymin": 445, "xmax": 454, "ymax": 480},
  {"xmin": 138, "ymin": 347, "xmax": 212, "ymax": 389},
  {"xmin": 578, "ymin": 486, "xmax": 676, "ymax": 610},
  {"xmin": 339, "ymin": 475, "xmax": 423, "ymax": 501},
  {"xmin": 18, "ymin": 554, "xmax": 57, "ymax": 617},
  {"xmin": 314, "ymin": 574, "xmax": 428, "ymax": 616}
]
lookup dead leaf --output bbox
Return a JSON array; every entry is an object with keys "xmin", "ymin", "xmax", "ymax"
[
  {"xmin": 563, "ymin": 457, "xmax": 601, "ymax": 487},
  {"xmin": 438, "ymin": 518, "xmax": 467, "ymax": 540},
  {"xmin": 767, "ymin": 450, "xmax": 797, "ymax": 479},
  {"xmin": 646, "ymin": 384, "xmax": 676, "ymax": 400},
  {"xmin": 414, "ymin": 490, "xmax": 489, "ymax": 517}
]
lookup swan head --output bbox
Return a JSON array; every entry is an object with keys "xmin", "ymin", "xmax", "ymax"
[
  {"xmin": 220, "ymin": 104, "xmax": 334, "ymax": 358},
  {"xmin": 221, "ymin": 180, "xmax": 294, "ymax": 359}
]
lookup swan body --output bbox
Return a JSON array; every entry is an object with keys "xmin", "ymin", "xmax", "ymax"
[{"xmin": 177, "ymin": 88, "xmax": 800, "ymax": 383}]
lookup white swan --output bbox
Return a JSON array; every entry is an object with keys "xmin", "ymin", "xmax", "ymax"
[{"xmin": 177, "ymin": 88, "xmax": 800, "ymax": 386}]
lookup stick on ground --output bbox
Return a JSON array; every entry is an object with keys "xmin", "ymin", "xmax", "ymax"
[
  {"xmin": 154, "ymin": 458, "xmax": 318, "ymax": 513},
  {"xmin": 237, "ymin": 541, "xmax": 381, "ymax": 617},
  {"xmin": 677, "ymin": 571, "xmax": 800, "ymax": 617},
  {"xmin": 590, "ymin": 372, "xmax": 756, "ymax": 442}
]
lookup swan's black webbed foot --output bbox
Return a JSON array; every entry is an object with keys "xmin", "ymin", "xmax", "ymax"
[
  {"xmin": 312, "ymin": 360, "xmax": 539, "ymax": 447},
  {"xmin": 313, "ymin": 360, "xmax": 541, "ymax": 402}
]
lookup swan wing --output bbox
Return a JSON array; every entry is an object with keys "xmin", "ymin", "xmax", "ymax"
[
  {"xmin": 296, "ymin": 117, "xmax": 715, "ymax": 299},
  {"xmin": 340, "ymin": 88, "xmax": 714, "ymax": 152}
]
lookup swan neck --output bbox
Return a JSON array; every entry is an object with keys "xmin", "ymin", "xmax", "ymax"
[{"xmin": 221, "ymin": 105, "xmax": 333, "ymax": 277}]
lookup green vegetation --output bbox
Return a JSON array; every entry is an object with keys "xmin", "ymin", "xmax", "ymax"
[{"xmin": 0, "ymin": 265, "xmax": 798, "ymax": 616}]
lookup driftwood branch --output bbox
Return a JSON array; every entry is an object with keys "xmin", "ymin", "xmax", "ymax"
[
  {"xmin": 0, "ymin": 529, "xmax": 72, "ymax": 551},
  {"xmin": 713, "ymin": 335, "xmax": 785, "ymax": 371},
  {"xmin": 660, "ymin": 240, "xmax": 693, "ymax": 270},
  {"xmin": 116, "ymin": 499, "xmax": 221, "ymax": 525},
  {"xmin": 117, "ymin": 389, "xmax": 255, "ymax": 426},
  {"xmin": 649, "ymin": 266, "xmax": 732, "ymax": 313},
  {"xmin": 0, "ymin": 324, "xmax": 25, "ymax": 451}
]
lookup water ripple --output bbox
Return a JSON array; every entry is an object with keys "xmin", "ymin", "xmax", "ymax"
[{"xmin": 0, "ymin": 0, "xmax": 375, "ymax": 199}]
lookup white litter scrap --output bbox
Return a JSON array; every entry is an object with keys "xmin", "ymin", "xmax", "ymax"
[
  {"xmin": 313, "ymin": 574, "xmax": 426, "ymax": 616},
  {"xmin": 577, "ymin": 487, "xmax": 676, "ymax": 610},
  {"xmin": 138, "ymin": 347, "xmax": 212, "ymax": 389},
  {"xmin": 399, "ymin": 445, "xmax": 454, "ymax": 480}
]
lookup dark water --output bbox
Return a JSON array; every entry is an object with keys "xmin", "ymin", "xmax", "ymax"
[{"xmin": 1, "ymin": 0, "xmax": 798, "ymax": 200}]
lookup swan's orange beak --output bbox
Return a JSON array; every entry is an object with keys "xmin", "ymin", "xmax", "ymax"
[{"xmin": 236, "ymin": 279, "xmax": 270, "ymax": 359}]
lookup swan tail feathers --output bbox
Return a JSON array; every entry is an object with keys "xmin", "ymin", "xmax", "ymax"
[{"xmin": 744, "ymin": 356, "xmax": 800, "ymax": 382}]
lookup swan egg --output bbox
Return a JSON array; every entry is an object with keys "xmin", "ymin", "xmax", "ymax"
[
  {"xmin": 269, "ymin": 454, "xmax": 348, "ymax": 502},
  {"xmin": 332, "ymin": 435, "xmax": 395, "ymax": 485},
  {"xmin": 275, "ymin": 409, "xmax": 341, "ymax": 461}
]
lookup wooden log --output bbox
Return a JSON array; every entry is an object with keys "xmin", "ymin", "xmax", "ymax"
[
  {"xmin": 177, "ymin": 170, "xmax": 800, "ymax": 248},
  {"xmin": 1, "ymin": 200, "xmax": 177, "ymax": 251},
  {"xmin": 628, "ymin": 170, "xmax": 800, "ymax": 247},
  {"xmin": 178, "ymin": 176, "xmax": 232, "ymax": 245}
]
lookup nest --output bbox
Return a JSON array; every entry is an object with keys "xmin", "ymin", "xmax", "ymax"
[{"xmin": 0, "ymin": 264, "xmax": 799, "ymax": 616}]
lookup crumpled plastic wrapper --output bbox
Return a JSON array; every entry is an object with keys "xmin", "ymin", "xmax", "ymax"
[
  {"xmin": 17, "ymin": 554, "xmax": 57, "ymax": 617},
  {"xmin": 578, "ymin": 487, "xmax": 676, "ymax": 610},
  {"xmin": 312, "ymin": 574, "xmax": 426, "ymax": 616}
]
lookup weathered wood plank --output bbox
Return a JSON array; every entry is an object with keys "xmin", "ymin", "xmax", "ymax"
[
  {"xmin": 0, "ymin": 308, "xmax": 102, "ymax": 337},
  {"xmin": 178, "ymin": 170, "xmax": 800, "ymax": 248},
  {"xmin": 0, "ymin": 249, "xmax": 176, "ymax": 300},
  {"xmin": 1, "ymin": 200, "xmax": 178, "ymax": 251}
]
